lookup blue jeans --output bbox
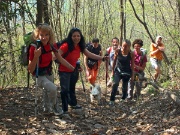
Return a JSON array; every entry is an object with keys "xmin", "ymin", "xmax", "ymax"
[
  {"xmin": 59, "ymin": 68, "xmax": 79, "ymax": 112},
  {"xmin": 110, "ymin": 69, "xmax": 131, "ymax": 101}
]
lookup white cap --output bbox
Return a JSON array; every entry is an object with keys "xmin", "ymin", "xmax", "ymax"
[{"xmin": 156, "ymin": 35, "xmax": 162, "ymax": 42}]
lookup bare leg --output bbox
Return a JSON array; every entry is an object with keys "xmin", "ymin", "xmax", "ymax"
[{"xmin": 154, "ymin": 66, "xmax": 161, "ymax": 81}]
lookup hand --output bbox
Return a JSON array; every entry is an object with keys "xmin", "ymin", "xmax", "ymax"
[
  {"xmin": 52, "ymin": 55, "xmax": 57, "ymax": 61},
  {"xmin": 102, "ymin": 56, "xmax": 109, "ymax": 61},
  {"xmin": 153, "ymin": 43, "xmax": 158, "ymax": 48},
  {"xmin": 78, "ymin": 67, "xmax": 83, "ymax": 72},
  {"xmin": 131, "ymin": 76, "xmax": 134, "ymax": 82},
  {"xmin": 86, "ymin": 70, "xmax": 89, "ymax": 77},
  {"xmin": 34, "ymin": 47, "xmax": 41, "ymax": 58}
]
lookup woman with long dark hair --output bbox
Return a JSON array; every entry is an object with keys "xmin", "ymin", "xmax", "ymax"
[{"xmin": 55, "ymin": 28, "xmax": 107, "ymax": 118}]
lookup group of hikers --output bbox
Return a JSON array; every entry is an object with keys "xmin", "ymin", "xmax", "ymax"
[{"xmin": 27, "ymin": 23, "xmax": 165, "ymax": 119}]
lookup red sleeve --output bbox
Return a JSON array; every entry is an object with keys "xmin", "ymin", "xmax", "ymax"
[
  {"xmin": 59, "ymin": 42, "xmax": 68, "ymax": 55},
  {"xmin": 29, "ymin": 45, "xmax": 36, "ymax": 61},
  {"xmin": 106, "ymin": 47, "xmax": 110, "ymax": 54}
]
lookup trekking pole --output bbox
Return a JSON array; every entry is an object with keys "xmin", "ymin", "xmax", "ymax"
[
  {"xmin": 104, "ymin": 53, "xmax": 109, "ymax": 105},
  {"xmin": 79, "ymin": 67, "xmax": 90, "ymax": 117},
  {"xmin": 35, "ymin": 40, "xmax": 41, "ymax": 117}
]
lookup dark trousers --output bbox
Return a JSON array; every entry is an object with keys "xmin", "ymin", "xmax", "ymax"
[
  {"xmin": 110, "ymin": 69, "xmax": 131, "ymax": 101},
  {"xmin": 59, "ymin": 68, "xmax": 79, "ymax": 112},
  {"xmin": 128, "ymin": 72, "xmax": 144, "ymax": 99}
]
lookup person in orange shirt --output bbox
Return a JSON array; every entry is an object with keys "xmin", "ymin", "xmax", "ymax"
[{"xmin": 150, "ymin": 36, "xmax": 165, "ymax": 82}]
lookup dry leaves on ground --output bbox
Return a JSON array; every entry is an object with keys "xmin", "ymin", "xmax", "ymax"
[{"xmin": 0, "ymin": 84, "xmax": 180, "ymax": 135}]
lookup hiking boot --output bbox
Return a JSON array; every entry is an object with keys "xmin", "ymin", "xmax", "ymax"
[
  {"xmin": 70, "ymin": 104, "xmax": 82, "ymax": 109},
  {"xmin": 43, "ymin": 108, "xmax": 53, "ymax": 115},
  {"xmin": 61, "ymin": 111, "xmax": 71, "ymax": 120},
  {"xmin": 119, "ymin": 99, "xmax": 125, "ymax": 102},
  {"xmin": 52, "ymin": 106, "xmax": 63, "ymax": 116},
  {"xmin": 109, "ymin": 101, "xmax": 115, "ymax": 106}
]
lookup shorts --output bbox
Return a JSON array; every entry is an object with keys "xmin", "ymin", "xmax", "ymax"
[{"xmin": 150, "ymin": 58, "xmax": 161, "ymax": 69}]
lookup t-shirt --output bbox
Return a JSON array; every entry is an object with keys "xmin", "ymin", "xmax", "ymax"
[
  {"xmin": 29, "ymin": 44, "xmax": 53, "ymax": 68},
  {"xmin": 106, "ymin": 46, "xmax": 115, "ymax": 67},
  {"xmin": 116, "ymin": 49, "xmax": 132, "ymax": 74},
  {"xmin": 58, "ymin": 42, "xmax": 81, "ymax": 72},
  {"xmin": 150, "ymin": 43, "xmax": 164, "ymax": 60},
  {"xmin": 86, "ymin": 44, "xmax": 101, "ymax": 62},
  {"xmin": 134, "ymin": 51, "xmax": 147, "ymax": 72}
]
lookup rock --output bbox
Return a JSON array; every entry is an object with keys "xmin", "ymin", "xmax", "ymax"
[{"xmin": 94, "ymin": 123, "xmax": 104, "ymax": 129}]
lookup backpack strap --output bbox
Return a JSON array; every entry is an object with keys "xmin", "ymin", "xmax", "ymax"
[
  {"xmin": 30, "ymin": 43, "xmax": 37, "ymax": 48},
  {"xmin": 108, "ymin": 46, "xmax": 113, "ymax": 54},
  {"xmin": 140, "ymin": 50, "xmax": 145, "ymax": 65}
]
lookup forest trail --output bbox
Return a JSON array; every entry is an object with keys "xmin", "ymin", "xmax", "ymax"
[{"xmin": 0, "ymin": 82, "xmax": 180, "ymax": 135}]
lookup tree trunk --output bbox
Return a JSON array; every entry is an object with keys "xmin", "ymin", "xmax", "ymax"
[
  {"xmin": 43, "ymin": 0, "xmax": 50, "ymax": 24},
  {"xmin": 2, "ymin": 2, "xmax": 16, "ymax": 76},
  {"xmin": 119, "ymin": 0, "xmax": 124, "ymax": 46},
  {"xmin": 36, "ymin": 0, "xmax": 43, "ymax": 26}
]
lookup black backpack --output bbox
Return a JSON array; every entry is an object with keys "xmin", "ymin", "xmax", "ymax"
[{"xmin": 86, "ymin": 43, "xmax": 101, "ymax": 69}]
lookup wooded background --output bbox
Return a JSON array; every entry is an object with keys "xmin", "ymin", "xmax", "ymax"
[{"xmin": 0, "ymin": 0, "xmax": 179, "ymax": 89}]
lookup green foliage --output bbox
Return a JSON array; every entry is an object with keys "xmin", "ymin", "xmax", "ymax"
[
  {"xmin": 146, "ymin": 85, "xmax": 159, "ymax": 96},
  {"xmin": 0, "ymin": 0, "xmax": 180, "ymax": 88}
]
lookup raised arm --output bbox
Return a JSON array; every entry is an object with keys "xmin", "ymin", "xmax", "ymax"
[{"xmin": 54, "ymin": 50, "xmax": 74, "ymax": 71}]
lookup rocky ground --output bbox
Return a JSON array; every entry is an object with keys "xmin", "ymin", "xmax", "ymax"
[{"xmin": 0, "ymin": 82, "xmax": 180, "ymax": 135}]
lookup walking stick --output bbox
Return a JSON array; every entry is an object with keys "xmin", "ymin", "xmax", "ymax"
[
  {"xmin": 79, "ymin": 67, "xmax": 91, "ymax": 117},
  {"xmin": 104, "ymin": 53, "xmax": 109, "ymax": 105},
  {"xmin": 105, "ymin": 59, "xmax": 108, "ymax": 103},
  {"xmin": 35, "ymin": 40, "xmax": 41, "ymax": 117}
]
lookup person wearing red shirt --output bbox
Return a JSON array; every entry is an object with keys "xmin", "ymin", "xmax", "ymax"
[
  {"xmin": 55, "ymin": 28, "xmax": 107, "ymax": 118},
  {"xmin": 28, "ymin": 23, "xmax": 74, "ymax": 116}
]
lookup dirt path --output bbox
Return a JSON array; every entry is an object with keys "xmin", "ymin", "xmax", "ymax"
[{"xmin": 0, "ymin": 85, "xmax": 180, "ymax": 135}]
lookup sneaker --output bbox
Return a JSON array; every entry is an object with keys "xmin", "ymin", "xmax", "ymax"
[
  {"xmin": 52, "ymin": 106, "xmax": 63, "ymax": 116},
  {"xmin": 61, "ymin": 111, "xmax": 71, "ymax": 119},
  {"xmin": 70, "ymin": 104, "xmax": 82, "ymax": 109},
  {"xmin": 119, "ymin": 99, "xmax": 125, "ymax": 102},
  {"xmin": 43, "ymin": 108, "xmax": 53, "ymax": 115},
  {"xmin": 109, "ymin": 101, "xmax": 114, "ymax": 106},
  {"xmin": 126, "ymin": 98, "xmax": 132, "ymax": 101}
]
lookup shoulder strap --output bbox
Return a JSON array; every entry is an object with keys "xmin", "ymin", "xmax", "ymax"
[
  {"xmin": 30, "ymin": 43, "xmax": 37, "ymax": 48},
  {"xmin": 87, "ymin": 44, "xmax": 93, "ymax": 52},
  {"xmin": 140, "ymin": 50, "xmax": 145, "ymax": 64}
]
